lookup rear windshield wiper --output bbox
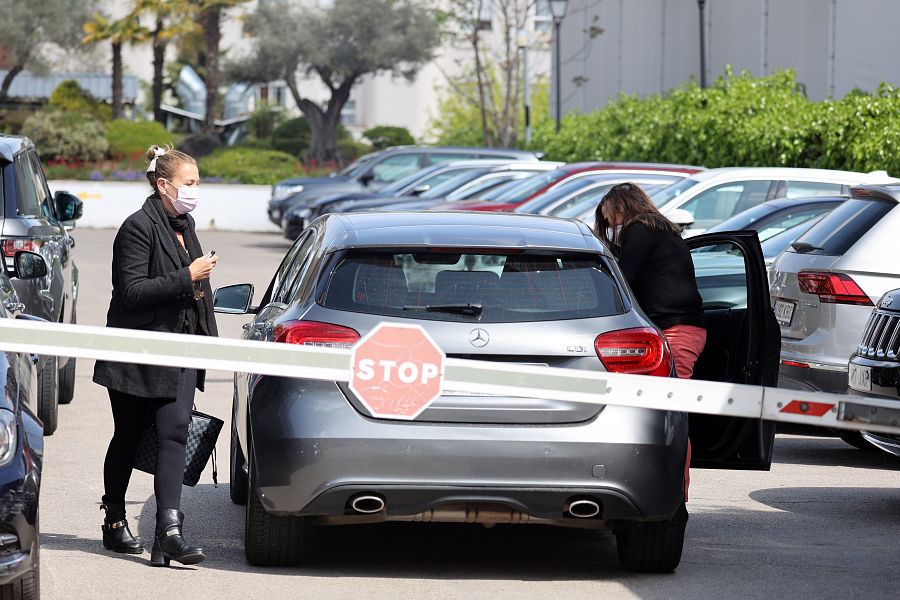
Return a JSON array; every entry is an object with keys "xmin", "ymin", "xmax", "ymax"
[
  {"xmin": 790, "ymin": 241, "xmax": 823, "ymax": 254},
  {"xmin": 403, "ymin": 303, "xmax": 483, "ymax": 316}
]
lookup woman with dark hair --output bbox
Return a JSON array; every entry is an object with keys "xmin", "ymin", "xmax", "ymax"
[
  {"xmin": 594, "ymin": 182, "xmax": 707, "ymax": 378},
  {"xmin": 93, "ymin": 144, "xmax": 218, "ymax": 567}
]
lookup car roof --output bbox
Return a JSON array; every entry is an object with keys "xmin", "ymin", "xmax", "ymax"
[
  {"xmin": 685, "ymin": 166, "xmax": 897, "ymax": 184},
  {"xmin": 758, "ymin": 195, "xmax": 848, "ymax": 209},
  {"xmin": 560, "ymin": 161, "xmax": 705, "ymax": 174},
  {"xmin": 380, "ymin": 145, "xmax": 541, "ymax": 158},
  {"xmin": 316, "ymin": 211, "xmax": 605, "ymax": 252},
  {"xmin": 0, "ymin": 134, "xmax": 31, "ymax": 162}
]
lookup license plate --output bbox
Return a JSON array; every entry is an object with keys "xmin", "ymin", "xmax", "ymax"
[
  {"xmin": 848, "ymin": 363, "xmax": 872, "ymax": 392},
  {"xmin": 774, "ymin": 299, "xmax": 795, "ymax": 327}
]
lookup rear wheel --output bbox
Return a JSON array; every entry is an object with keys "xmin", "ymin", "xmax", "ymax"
[
  {"xmin": 615, "ymin": 503, "xmax": 688, "ymax": 573},
  {"xmin": 37, "ymin": 356, "xmax": 58, "ymax": 436},
  {"xmin": 58, "ymin": 356, "xmax": 76, "ymax": 405},
  {"xmin": 837, "ymin": 431, "xmax": 878, "ymax": 452},
  {"xmin": 244, "ymin": 433, "xmax": 311, "ymax": 566}
]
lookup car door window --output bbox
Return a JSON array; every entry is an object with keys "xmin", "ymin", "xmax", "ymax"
[
  {"xmin": 14, "ymin": 155, "xmax": 43, "ymax": 217},
  {"xmin": 27, "ymin": 152, "xmax": 56, "ymax": 222},
  {"xmin": 274, "ymin": 233, "xmax": 315, "ymax": 304},
  {"xmin": 755, "ymin": 205, "xmax": 836, "ymax": 241},
  {"xmin": 784, "ymin": 180, "xmax": 846, "ymax": 199},
  {"xmin": 260, "ymin": 232, "xmax": 310, "ymax": 307},
  {"xmin": 679, "ymin": 180, "xmax": 773, "ymax": 230},
  {"xmin": 371, "ymin": 154, "xmax": 424, "ymax": 183},
  {"xmin": 690, "ymin": 241, "xmax": 748, "ymax": 310}
]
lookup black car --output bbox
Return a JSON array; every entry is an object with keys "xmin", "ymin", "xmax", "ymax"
[
  {"xmin": 707, "ymin": 196, "xmax": 846, "ymax": 240},
  {"xmin": 848, "ymin": 288, "xmax": 900, "ymax": 457},
  {"xmin": 267, "ymin": 146, "xmax": 542, "ymax": 226},
  {"xmin": 0, "ymin": 251, "xmax": 50, "ymax": 599},
  {"xmin": 0, "ymin": 135, "xmax": 83, "ymax": 435}
]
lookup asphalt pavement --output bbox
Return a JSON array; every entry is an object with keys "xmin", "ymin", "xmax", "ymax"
[{"xmin": 39, "ymin": 228, "xmax": 900, "ymax": 600}]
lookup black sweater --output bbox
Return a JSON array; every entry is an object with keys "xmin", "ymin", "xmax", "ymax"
[{"xmin": 617, "ymin": 222, "xmax": 705, "ymax": 331}]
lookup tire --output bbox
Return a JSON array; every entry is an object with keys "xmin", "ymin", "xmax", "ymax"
[
  {"xmin": 57, "ymin": 356, "xmax": 76, "ymax": 405},
  {"xmin": 615, "ymin": 503, "xmax": 688, "ymax": 573},
  {"xmin": 0, "ymin": 512, "xmax": 39, "ymax": 600},
  {"xmin": 244, "ymin": 434, "xmax": 310, "ymax": 566},
  {"xmin": 230, "ymin": 419, "xmax": 248, "ymax": 505},
  {"xmin": 837, "ymin": 430, "xmax": 879, "ymax": 452},
  {"xmin": 37, "ymin": 356, "xmax": 59, "ymax": 436}
]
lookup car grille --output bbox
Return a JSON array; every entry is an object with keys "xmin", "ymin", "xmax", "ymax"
[{"xmin": 858, "ymin": 309, "xmax": 900, "ymax": 360}]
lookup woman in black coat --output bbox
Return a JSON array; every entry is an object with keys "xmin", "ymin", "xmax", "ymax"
[{"xmin": 93, "ymin": 145, "xmax": 218, "ymax": 567}]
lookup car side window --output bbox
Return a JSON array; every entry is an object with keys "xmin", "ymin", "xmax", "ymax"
[
  {"xmin": 427, "ymin": 153, "xmax": 475, "ymax": 165},
  {"xmin": 690, "ymin": 241, "xmax": 748, "ymax": 310},
  {"xmin": 784, "ymin": 181, "xmax": 845, "ymax": 199},
  {"xmin": 13, "ymin": 155, "xmax": 44, "ymax": 218},
  {"xmin": 260, "ymin": 232, "xmax": 310, "ymax": 307},
  {"xmin": 274, "ymin": 233, "xmax": 315, "ymax": 304},
  {"xmin": 27, "ymin": 152, "xmax": 56, "ymax": 222},
  {"xmin": 679, "ymin": 180, "xmax": 773, "ymax": 230},
  {"xmin": 371, "ymin": 154, "xmax": 424, "ymax": 183}
]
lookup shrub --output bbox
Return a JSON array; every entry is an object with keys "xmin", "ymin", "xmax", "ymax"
[
  {"xmin": 48, "ymin": 80, "xmax": 112, "ymax": 122},
  {"xmin": 106, "ymin": 119, "xmax": 180, "ymax": 159},
  {"xmin": 246, "ymin": 105, "xmax": 285, "ymax": 142},
  {"xmin": 22, "ymin": 110, "xmax": 109, "ymax": 161},
  {"xmin": 271, "ymin": 117, "xmax": 311, "ymax": 157},
  {"xmin": 363, "ymin": 126, "xmax": 415, "ymax": 150},
  {"xmin": 337, "ymin": 138, "xmax": 372, "ymax": 162},
  {"xmin": 177, "ymin": 132, "xmax": 222, "ymax": 158},
  {"xmin": 197, "ymin": 147, "xmax": 303, "ymax": 184}
]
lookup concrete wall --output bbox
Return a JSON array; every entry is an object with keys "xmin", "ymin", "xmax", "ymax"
[
  {"xmin": 48, "ymin": 181, "xmax": 278, "ymax": 233},
  {"xmin": 556, "ymin": 0, "xmax": 900, "ymax": 116}
]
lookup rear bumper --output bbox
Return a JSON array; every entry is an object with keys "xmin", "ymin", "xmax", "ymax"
[
  {"xmin": 777, "ymin": 359, "xmax": 849, "ymax": 394},
  {"xmin": 248, "ymin": 378, "xmax": 689, "ymax": 524}
]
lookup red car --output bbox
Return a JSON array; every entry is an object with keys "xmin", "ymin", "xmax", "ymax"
[{"xmin": 430, "ymin": 162, "xmax": 704, "ymax": 212}]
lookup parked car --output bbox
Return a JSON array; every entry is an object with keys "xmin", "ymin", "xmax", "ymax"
[
  {"xmin": 847, "ymin": 287, "xmax": 900, "ymax": 457},
  {"xmin": 215, "ymin": 211, "xmax": 779, "ymax": 573},
  {"xmin": 517, "ymin": 174, "xmax": 684, "ymax": 216},
  {"xmin": 267, "ymin": 146, "xmax": 542, "ymax": 226},
  {"xmin": 434, "ymin": 162, "xmax": 705, "ymax": 212},
  {"xmin": 0, "ymin": 251, "xmax": 50, "ymax": 599},
  {"xmin": 282, "ymin": 161, "xmax": 561, "ymax": 239},
  {"xmin": 1, "ymin": 135, "xmax": 83, "ymax": 435},
  {"xmin": 650, "ymin": 167, "xmax": 893, "ymax": 237},
  {"xmin": 706, "ymin": 196, "xmax": 847, "ymax": 240},
  {"xmin": 770, "ymin": 184, "xmax": 900, "ymax": 449},
  {"xmin": 547, "ymin": 179, "xmax": 679, "ymax": 219}
]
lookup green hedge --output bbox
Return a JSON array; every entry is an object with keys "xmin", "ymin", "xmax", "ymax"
[
  {"xmin": 197, "ymin": 147, "xmax": 303, "ymax": 184},
  {"xmin": 530, "ymin": 68, "xmax": 900, "ymax": 175},
  {"xmin": 363, "ymin": 126, "xmax": 415, "ymax": 150},
  {"xmin": 22, "ymin": 111, "xmax": 109, "ymax": 161},
  {"xmin": 107, "ymin": 120, "xmax": 180, "ymax": 159}
]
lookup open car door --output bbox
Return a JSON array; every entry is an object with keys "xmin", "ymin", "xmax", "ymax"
[{"xmin": 686, "ymin": 231, "xmax": 781, "ymax": 469}]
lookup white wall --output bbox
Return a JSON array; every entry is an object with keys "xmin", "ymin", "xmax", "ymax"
[{"xmin": 49, "ymin": 180, "xmax": 278, "ymax": 232}]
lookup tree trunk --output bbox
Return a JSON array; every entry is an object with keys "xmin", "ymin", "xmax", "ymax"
[
  {"xmin": 0, "ymin": 63, "xmax": 24, "ymax": 102},
  {"xmin": 112, "ymin": 41, "xmax": 124, "ymax": 119},
  {"xmin": 202, "ymin": 6, "xmax": 221, "ymax": 133},
  {"xmin": 288, "ymin": 74, "xmax": 355, "ymax": 166},
  {"xmin": 152, "ymin": 18, "xmax": 167, "ymax": 124},
  {"xmin": 470, "ymin": 6, "xmax": 493, "ymax": 147}
]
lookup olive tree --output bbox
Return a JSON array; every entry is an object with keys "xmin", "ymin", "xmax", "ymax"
[
  {"xmin": 230, "ymin": 0, "xmax": 440, "ymax": 164},
  {"xmin": 0, "ymin": 0, "xmax": 95, "ymax": 101}
]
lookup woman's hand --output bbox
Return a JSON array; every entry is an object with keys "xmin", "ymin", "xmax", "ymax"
[{"xmin": 188, "ymin": 255, "xmax": 218, "ymax": 281}]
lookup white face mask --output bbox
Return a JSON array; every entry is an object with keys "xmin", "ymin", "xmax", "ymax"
[{"xmin": 162, "ymin": 180, "xmax": 200, "ymax": 215}]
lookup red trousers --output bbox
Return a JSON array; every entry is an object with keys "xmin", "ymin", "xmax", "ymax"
[{"xmin": 663, "ymin": 324, "xmax": 707, "ymax": 502}]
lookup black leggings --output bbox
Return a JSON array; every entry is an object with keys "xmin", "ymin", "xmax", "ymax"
[{"xmin": 103, "ymin": 370, "xmax": 197, "ymax": 510}]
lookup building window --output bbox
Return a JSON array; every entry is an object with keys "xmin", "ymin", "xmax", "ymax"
[
  {"xmin": 534, "ymin": 0, "xmax": 551, "ymax": 32},
  {"xmin": 476, "ymin": 0, "xmax": 492, "ymax": 31},
  {"xmin": 341, "ymin": 98, "xmax": 357, "ymax": 126}
]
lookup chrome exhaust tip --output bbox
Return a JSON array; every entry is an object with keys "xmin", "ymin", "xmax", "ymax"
[
  {"xmin": 567, "ymin": 499, "xmax": 601, "ymax": 518},
  {"xmin": 350, "ymin": 494, "xmax": 385, "ymax": 514}
]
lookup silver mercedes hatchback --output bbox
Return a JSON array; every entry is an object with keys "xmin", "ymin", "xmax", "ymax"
[{"xmin": 215, "ymin": 211, "xmax": 778, "ymax": 573}]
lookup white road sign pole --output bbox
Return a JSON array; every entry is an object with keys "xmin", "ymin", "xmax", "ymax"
[{"xmin": 0, "ymin": 318, "xmax": 898, "ymax": 436}]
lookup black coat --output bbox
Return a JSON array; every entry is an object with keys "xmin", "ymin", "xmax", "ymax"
[{"xmin": 93, "ymin": 196, "xmax": 218, "ymax": 398}]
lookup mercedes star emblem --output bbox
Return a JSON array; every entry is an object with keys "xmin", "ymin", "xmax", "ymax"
[{"xmin": 468, "ymin": 328, "xmax": 490, "ymax": 347}]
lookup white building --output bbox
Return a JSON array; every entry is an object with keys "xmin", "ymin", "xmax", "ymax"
[{"xmin": 91, "ymin": 0, "xmax": 551, "ymax": 141}]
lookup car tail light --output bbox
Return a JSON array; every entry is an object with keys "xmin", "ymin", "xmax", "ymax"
[
  {"xmin": 781, "ymin": 360, "xmax": 810, "ymax": 369},
  {"xmin": 797, "ymin": 272, "xmax": 873, "ymax": 306},
  {"xmin": 273, "ymin": 320, "xmax": 359, "ymax": 348},
  {"xmin": 1, "ymin": 238, "xmax": 42, "ymax": 257},
  {"xmin": 594, "ymin": 327, "xmax": 672, "ymax": 377}
]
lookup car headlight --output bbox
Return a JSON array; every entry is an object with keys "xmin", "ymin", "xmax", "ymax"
[
  {"xmin": 273, "ymin": 185, "xmax": 304, "ymax": 201},
  {"xmin": 0, "ymin": 410, "xmax": 17, "ymax": 467}
]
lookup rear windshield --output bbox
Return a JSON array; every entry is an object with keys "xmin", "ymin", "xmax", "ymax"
[
  {"xmin": 788, "ymin": 198, "xmax": 894, "ymax": 256},
  {"xmin": 322, "ymin": 250, "xmax": 625, "ymax": 323}
]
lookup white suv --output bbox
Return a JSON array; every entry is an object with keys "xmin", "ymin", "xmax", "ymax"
[{"xmin": 650, "ymin": 167, "xmax": 895, "ymax": 237}]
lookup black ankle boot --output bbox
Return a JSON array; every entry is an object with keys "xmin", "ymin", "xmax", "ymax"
[
  {"xmin": 151, "ymin": 508, "xmax": 205, "ymax": 567},
  {"xmin": 100, "ymin": 500, "xmax": 143, "ymax": 554}
]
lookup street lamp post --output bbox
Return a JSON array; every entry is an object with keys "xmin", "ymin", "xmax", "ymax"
[
  {"xmin": 517, "ymin": 31, "xmax": 533, "ymax": 146},
  {"xmin": 698, "ymin": 0, "xmax": 707, "ymax": 88},
  {"xmin": 550, "ymin": 0, "xmax": 568, "ymax": 133}
]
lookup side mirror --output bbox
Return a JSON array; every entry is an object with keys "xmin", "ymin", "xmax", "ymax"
[
  {"xmin": 54, "ymin": 191, "xmax": 84, "ymax": 226},
  {"xmin": 410, "ymin": 184, "xmax": 431, "ymax": 196},
  {"xmin": 14, "ymin": 251, "xmax": 48, "ymax": 280},
  {"xmin": 358, "ymin": 171, "xmax": 375, "ymax": 186},
  {"xmin": 214, "ymin": 283, "xmax": 254, "ymax": 314},
  {"xmin": 667, "ymin": 209, "xmax": 695, "ymax": 233}
]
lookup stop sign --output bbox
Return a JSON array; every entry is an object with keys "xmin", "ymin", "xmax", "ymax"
[{"xmin": 349, "ymin": 323, "xmax": 445, "ymax": 420}]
